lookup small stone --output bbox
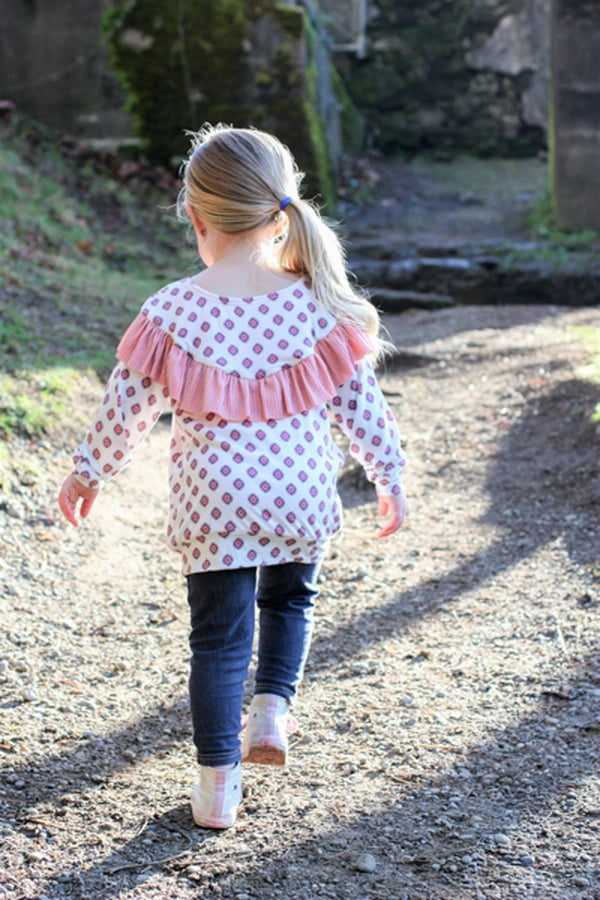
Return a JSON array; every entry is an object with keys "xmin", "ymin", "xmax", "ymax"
[
  {"xmin": 353, "ymin": 852, "xmax": 376, "ymax": 873},
  {"xmin": 22, "ymin": 687, "xmax": 38, "ymax": 702},
  {"xmin": 187, "ymin": 866, "xmax": 202, "ymax": 881},
  {"xmin": 492, "ymin": 833, "xmax": 511, "ymax": 848},
  {"xmin": 519, "ymin": 855, "xmax": 534, "ymax": 867},
  {"xmin": 122, "ymin": 749, "xmax": 136, "ymax": 761}
]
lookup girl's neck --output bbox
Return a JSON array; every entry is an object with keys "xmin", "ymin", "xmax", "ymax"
[{"xmin": 192, "ymin": 237, "xmax": 298, "ymax": 298}]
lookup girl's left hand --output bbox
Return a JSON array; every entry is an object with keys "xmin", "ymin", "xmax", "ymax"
[
  {"xmin": 58, "ymin": 473, "xmax": 99, "ymax": 527},
  {"xmin": 377, "ymin": 489, "xmax": 407, "ymax": 537}
]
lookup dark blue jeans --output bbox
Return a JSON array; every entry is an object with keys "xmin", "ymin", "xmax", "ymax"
[{"xmin": 186, "ymin": 562, "xmax": 320, "ymax": 766}]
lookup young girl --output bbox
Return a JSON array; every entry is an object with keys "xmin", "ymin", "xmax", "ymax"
[{"xmin": 59, "ymin": 124, "xmax": 407, "ymax": 829}]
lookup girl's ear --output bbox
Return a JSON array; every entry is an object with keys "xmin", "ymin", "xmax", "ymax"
[{"xmin": 186, "ymin": 204, "xmax": 206, "ymax": 236}]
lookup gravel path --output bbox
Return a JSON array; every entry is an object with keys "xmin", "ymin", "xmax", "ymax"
[{"xmin": 1, "ymin": 301, "xmax": 599, "ymax": 900}]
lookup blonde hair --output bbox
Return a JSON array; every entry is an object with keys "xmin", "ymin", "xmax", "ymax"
[{"xmin": 177, "ymin": 124, "xmax": 383, "ymax": 355}]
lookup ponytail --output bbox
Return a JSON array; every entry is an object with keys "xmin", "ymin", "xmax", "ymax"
[
  {"xmin": 179, "ymin": 124, "xmax": 385, "ymax": 358},
  {"xmin": 276, "ymin": 198, "xmax": 384, "ymax": 358}
]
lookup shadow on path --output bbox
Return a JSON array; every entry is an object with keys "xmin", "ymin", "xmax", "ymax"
[
  {"xmin": 309, "ymin": 376, "xmax": 599, "ymax": 672},
  {"xmin": 3, "ymin": 375, "xmax": 598, "ymax": 899},
  {"xmin": 25, "ymin": 645, "xmax": 600, "ymax": 899}
]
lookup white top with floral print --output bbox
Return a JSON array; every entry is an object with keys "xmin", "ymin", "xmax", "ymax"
[{"xmin": 72, "ymin": 277, "xmax": 405, "ymax": 574}]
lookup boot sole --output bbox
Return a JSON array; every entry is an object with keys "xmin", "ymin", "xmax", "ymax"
[{"xmin": 242, "ymin": 744, "xmax": 287, "ymax": 766}]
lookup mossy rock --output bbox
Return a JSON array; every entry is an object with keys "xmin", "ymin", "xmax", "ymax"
[
  {"xmin": 340, "ymin": 0, "xmax": 546, "ymax": 157},
  {"xmin": 103, "ymin": 0, "xmax": 344, "ymax": 210}
]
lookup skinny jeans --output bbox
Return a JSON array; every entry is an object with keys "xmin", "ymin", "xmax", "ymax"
[{"xmin": 186, "ymin": 562, "xmax": 319, "ymax": 766}]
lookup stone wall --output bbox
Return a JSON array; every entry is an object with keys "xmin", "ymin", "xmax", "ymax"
[
  {"xmin": 1, "ymin": 0, "xmax": 551, "ymax": 160},
  {"xmin": 337, "ymin": 0, "xmax": 550, "ymax": 156}
]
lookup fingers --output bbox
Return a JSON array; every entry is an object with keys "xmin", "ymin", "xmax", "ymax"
[
  {"xmin": 377, "ymin": 491, "xmax": 407, "ymax": 538},
  {"xmin": 58, "ymin": 484, "xmax": 80, "ymax": 527},
  {"xmin": 378, "ymin": 516, "xmax": 403, "ymax": 538},
  {"xmin": 58, "ymin": 475, "xmax": 99, "ymax": 527},
  {"xmin": 79, "ymin": 493, "xmax": 97, "ymax": 519}
]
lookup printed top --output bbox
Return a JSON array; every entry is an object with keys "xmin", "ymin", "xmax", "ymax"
[{"xmin": 72, "ymin": 276, "xmax": 406, "ymax": 574}]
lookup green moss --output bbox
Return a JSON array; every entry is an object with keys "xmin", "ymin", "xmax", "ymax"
[
  {"xmin": 303, "ymin": 101, "xmax": 336, "ymax": 210},
  {"xmin": 330, "ymin": 65, "xmax": 364, "ymax": 157},
  {"xmin": 303, "ymin": 21, "xmax": 337, "ymax": 209},
  {"xmin": 548, "ymin": 73, "xmax": 558, "ymax": 220},
  {"xmin": 103, "ymin": 0, "xmax": 250, "ymax": 167},
  {"xmin": 526, "ymin": 190, "xmax": 599, "ymax": 245},
  {"xmin": 246, "ymin": 13, "xmax": 337, "ymax": 210},
  {"xmin": 341, "ymin": 0, "xmax": 546, "ymax": 157},
  {"xmin": 251, "ymin": 40, "xmax": 333, "ymax": 206},
  {"xmin": 103, "ymin": 0, "xmax": 339, "ymax": 205},
  {"xmin": 273, "ymin": 3, "xmax": 305, "ymax": 39}
]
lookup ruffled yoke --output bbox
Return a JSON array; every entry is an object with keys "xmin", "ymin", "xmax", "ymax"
[{"xmin": 116, "ymin": 278, "xmax": 372, "ymax": 423}]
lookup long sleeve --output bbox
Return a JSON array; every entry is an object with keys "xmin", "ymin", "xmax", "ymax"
[
  {"xmin": 72, "ymin": 364, "xmax": 171, "ymax": 489},
  {"xmin": 329, "ymin": 359, "xmax": 406, "ymax": 495}
]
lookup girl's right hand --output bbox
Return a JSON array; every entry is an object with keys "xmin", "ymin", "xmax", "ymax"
[{"xmin": 58, "ymin": 473, "xmax": 99, "ymax": 527}]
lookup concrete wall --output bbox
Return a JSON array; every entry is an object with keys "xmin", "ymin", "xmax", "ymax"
[
  {"xmin": 0, "ymin": 0, "xmax": 132, "ymax": 141},
  {"xmin": 551, "ymin": 0, "xmax": 600, "ymax": 231}
]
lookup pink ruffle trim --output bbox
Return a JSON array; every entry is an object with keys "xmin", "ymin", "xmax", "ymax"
[{"xmin": 116, "ymin": 312, "xmax": 373, "ymax": 422}]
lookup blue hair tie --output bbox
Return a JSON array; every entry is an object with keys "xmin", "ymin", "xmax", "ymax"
[{"xmin": 279, "ymin": 196, "xmax": 292, "ymax": 211}]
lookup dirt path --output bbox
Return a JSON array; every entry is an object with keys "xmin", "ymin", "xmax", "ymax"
[{"xmin": 2, "ymin": 294, "xmax": 600, "ymax": 899}]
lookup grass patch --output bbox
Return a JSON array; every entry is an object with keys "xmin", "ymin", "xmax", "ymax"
[
  {"xmin": 525, "ymin": 190, "xmax": 600, "ymax": 247},
  {"xmin": 0, "ymin": 117, "xmax": 191, "ymax": 444},
  {"xmin": 571, "ymin": 325, "xmax": 600, "ymax": 424},
  {"xmin": 497, "ymin": 191, "xmax": 600, "ymax": 270},
  {"xmin": 0, "ymin": 365, "xmax": 100, "ymax": 440}
]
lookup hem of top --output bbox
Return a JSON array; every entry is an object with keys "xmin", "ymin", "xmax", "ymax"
[{"xmin": 179, "ymin": 542, "xmax": 332, "ymax": 576}]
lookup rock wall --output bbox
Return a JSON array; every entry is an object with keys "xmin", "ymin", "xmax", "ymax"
[
  {"xmin": 101, "ymin": 0, "xmax": 353, "ymax": 207},
  {"xmin": 0, "ymin": 0, "xmax": 354, "ymax": 207},
  {"xmin": 1, "ymin": 0, "xmax": 551, "ymax": 161},
  {"xmin": 338, "ymin": 0, "xmax": 550, "ymax": 156}
]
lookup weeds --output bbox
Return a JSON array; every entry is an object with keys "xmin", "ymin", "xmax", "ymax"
[
  {"xmin": 525, "ymin": 190, "xmax": 599, "ymax": 247},
  {"xmin": 570, "ymin": 326, "xmax": 600, "ymax": 424},
  {"xmin": 0, "ymin": 117, "xmax": 189, "ymax": 442},
  {"xmin": 495, "ymin": 189, "xmax": 600, "ymax": 270}
]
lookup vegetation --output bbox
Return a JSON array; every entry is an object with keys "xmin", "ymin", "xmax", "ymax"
[
  {"xmin": 572, "ymin": 326, "xmax": 600, "ymax": 424},
  {"xmin": 340, "ymin": 0, "xmax": 545, "ymax": 158},
  {"xmin": 525, "ymin": 190, "xmax": 599, "ymax": 247},
  {"xmin": 102, "ymin": 0, "xmax": 348, "ymax": 208},
  {"xmin": 103, "ymin": 0, "xmax": 249, "ymax": 167},
  {"xmin": 495, "ymin": 189, "xmax": 600, "ymax": 270},
  {"xmin": 0, "ymin": 117, "xmax": 188, "ymax": 452}
]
